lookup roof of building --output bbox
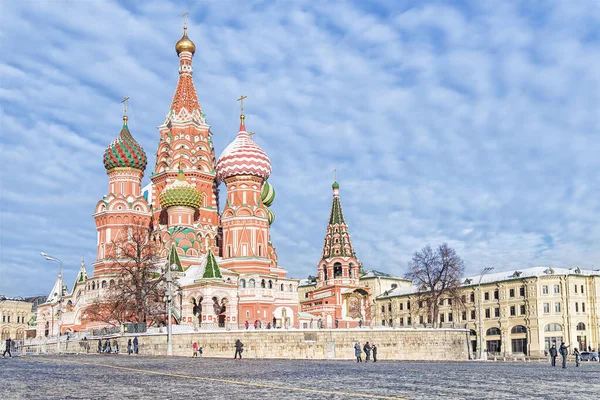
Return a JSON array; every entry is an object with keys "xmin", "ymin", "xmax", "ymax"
[
  {"xmin": 298, "ymin": 278, "xmax": 317, "ymax": 287},
  {"xmin": 167, "ymin": 244, "xmax": 184, "ymax": 272},
  {"xmin": 360, "ymin": 269, "xmax": 408, "ymax": 280},
  {"xmin": 103, "ymin": 116, "xmax": 147, "ymax": 172},
  {"xmin": 377, "ymin": 266, "xmax": 600, "ymax": 300},
  {"xmin": 202, "ymin": 249, "xmax": 222, "ymax": 279},
  {"xmin": 0, "ymin": 295, "xmax": 27, "ymax": 302},
  {"xmin": 159, "ymin": 168, "xmax": 203, "ymax": 210},
  {"xmin": 297, "ymin": 312, "xmax": 319, "ymax": 320},
  {"xmin": 320, "ymin": 181, "xmax": 356, "ymax": 260}
]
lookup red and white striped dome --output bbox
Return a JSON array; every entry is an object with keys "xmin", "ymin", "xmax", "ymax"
[{"xmin": 216, "ymin": 117, "xmax": 272, "ymax": 181}]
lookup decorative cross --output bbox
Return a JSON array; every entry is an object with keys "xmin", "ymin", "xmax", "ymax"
[
  {"xmin": 121, "ymin": 96, "xmax": 130, "ymax": 115},
  {"xmin": 333, "ymin": 168, "xmax": 337, "ymax": 181},
  {"xmin": 249, "ymin": 131, "xmax": 256, "ymax": 141},
  {"xmin": 182, "ymin": 11, "xmax": 189, "ymax": 27},
  {"xmin": 237, "ymin": 95, "xmax": 248, "ymax": 116}
]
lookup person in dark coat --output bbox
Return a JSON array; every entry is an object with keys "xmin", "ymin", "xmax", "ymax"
[
  {"xmin": 549, "ymin": 344, "xmax": 558, "ymax": 366},
  {"xmin": 363, "ymin": 342, "xmax": 372, "ymax": 361},
  {"xmin": 372, "ymin": 344, "xmax": 378, "ymax": 362},
  {"xmin": 234, "ymin": 339, "xmax": 244, "ymax": 359},
  {"xmin": 127, "ymin": 339, "xmax": 133, "ymax": 355},
  {"xmin": 133, "ymin": 336, "xmax": 139, "ymax": 354},
  {"xmin": 354, "ymin": 342, "xmax": 362, "ymax": 362},
  {"xmin": 335, "ymin": 318, "xmax": 339, "ymax": 328},
  {"xmin": 358, "ymin": 319, "xmax": 363, "ymax": 328},
  {"xmin": 106, "ymin": 339, "xmax": 112, "ymax": 354},
  {"xmin": 272, "ymin": 316, "xmax": 277, "ymax": 328},
  {"xmin": 559, "ymin": 343, "xmax": 570, "ymax": 368},
  {"xmin": 2, "ymin": 338, "xmax": 11, "ymax": 358},
  {"xmin": 97, "ymin": 339, "xmax": 102, "ymax": 353},
  {"xmin": 113, "ymin": 340, "xmax": 119, "ymax": 354},
  {"xmin": 573, "ymin": 348, "xmax": 581, "ymax": 367}
]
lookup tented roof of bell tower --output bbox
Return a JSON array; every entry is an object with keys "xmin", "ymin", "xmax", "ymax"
[{"xmin": 321, "ymin": 181, "xmax": 355, "ymax": 260}]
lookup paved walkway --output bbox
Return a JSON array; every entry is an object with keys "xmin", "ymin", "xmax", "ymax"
[{"xmin": 2, "ymin": 355, "xmax": 600, "ymax": 399}]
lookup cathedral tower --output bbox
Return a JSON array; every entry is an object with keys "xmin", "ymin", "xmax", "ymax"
[{"xmin": 151, "ymin": 22, "xmax": 220, "ymax": 258}]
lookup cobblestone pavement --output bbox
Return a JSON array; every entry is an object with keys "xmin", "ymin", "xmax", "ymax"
[{"xmin": 2, "ymin": 355, "xmax": 600, "ymax": 400}]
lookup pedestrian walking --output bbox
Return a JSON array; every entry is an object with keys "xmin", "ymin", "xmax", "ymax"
[
  {"xmin": 234, "ymin": 339, "xmax": 244, "ymax": 359},
  {"xmin": 106, "ymin": 339, "xmax": 112, "ymax": 354},
  {"xmin": 549, "ymin": 344, "xmax": 557, "ymax": 367},
  {"xmin": 372, "ymin": 344, "xmax": 378, "ymax": 362},
  {"xmin": 245, "ymin": 320, "xmax": 249, "ymax": 330},
  {"xmin": 359, "ymin": 319, "xmax": 363, "ymax": 328},
  {"xmin": 2, "ymin": 338, "xmax": 12, "ymax": 358},
  {"xmin": 273, "ymin": 316, "xmax": 277, "ymax": 328},
  {"xmin": 363, "ymin": 342, "xmax": 372, "ymax": 362},
  {"xmin": 335, "ymin": 318, "xmax": 339, "ymax": 328},
  {"xmin": 354, "ymin": 342, "xmax": 362, "ymax": 362},
  {"xmin": 127, "ymin": 339, "xmax": 132, "ymax": 355},
  {"xmin": 192, "ymin": 341, "xmax": 199, "ymax": 357},
  {"xmin": 199, "ymin": 344, "xmax": 204, "ymax": 357},
  {"xmin": 133, "ymin": 336, "xmax": 139, "ymax": 354},
  {"xmin": 97, "ymin": 339, "xmax": 102, "ymax": 353},
  {"xmin": 559, "ymin": 343, "xmax": 570, "ymax": 368},
  {"xmin": 113, "ymin": 340, "xmax": 119, "ymax": 354},
  {"xmin": 254, "ymin": 320, "xmax": 258, "ymax": 330},
  {"xmin": 574, "ymin": 348, "xmax": 581, "ymax": 367}
]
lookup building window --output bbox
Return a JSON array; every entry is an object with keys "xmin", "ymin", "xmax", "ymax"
[
  {"xmin": 576, "ymin": 322, "xmax": 586, "ymax": 330},
  {"xmin": 471, "ymin": 310, "xmax": 476, "ymax": 320},
  {"xmin": 381, "ymin": 305, "xmax": 385, "ymax": 313},
  {"xmin": 399, "ymin": 303, "xmax": 403, "ymax": 311},
  {"xmin": 553, "ymin": 285, "xmax": 560, "ymax": 294},
  {"xmin": 484, "ymin": 292, "xmax": 489, "ymax": 301},
  {"xmin": 543, "ymin": 303, "xmax": 550, "ymax": 314},
  {"xmin": 419, "ymin": 316, "xmax": 424, "ymax": 324},
  {"xmin": 448, "ymin": 298, "xmax": 452, "ymax": 306},
  {"xmin": 391, "ymin": 283, "xmax": 397, "ymax": 289},
  {"xmin": 509, "ymin": 288, "xmax": 515, "ymax": 298},
  {"xmin": 510, "ymin": 306, "xmax": 516, "ymax": 316},
  {"xmin": 495, "ymin": 308, "xmax": 500, "ymax": 318},
  {"xmin": 388, "ymin": 303, "xmax": 392, "ymax": 312},
  {"xmin": 470, "ymin": 293, "xmax": 475, "ymax": 302},
  {"xmin": 486, "ymin": 327, "xmax": 501, "ymax": 336},
  {"xmin": 511, "ymin": 325, "xmax": 526, "ymax": 334},
  {"xmin": 520, "ymin": 305, "xmax": 526, "ymax": 315},
  {"xmin": 461, "ymin": 295, "xmax": 466, "ymax": 303},
  {"xmin": 448, "ymin": 312, "xmax": 453, "ymax": 322},
  {"xmin": 542, "ymin": 285, "xmax": 548, "ymax": 295},
  {"xmin": 544, "ymin": 323, "xmax": 562, "ymax": 332},
  {"xmin": 485, "ymin": 308, "xmax": 490, "ymax": 319},
  {"xmin": 407, "ymin": 317, "xmax": 411, "ymax": 325},
  {"xmin": 519, "ymin": 287, "xmax": 525, "ymax": 297},
  {"xmin": 304, "ymin": 292, "xmax": 308, "ymax": 299},
  {"xmin": 494, "ymin": 290, "xmax": 499, "ymax": 300},
  {"xmin": 407, "ymin": 301, "xmax": 410, "ymax": 310},
  {"xmin": 582, "ymin": 302, "xmax": 585, "ymax": 312},
  {"xmin": 462, "ymin": 311, "xmax": 467, "ymax": 321},
  {"xmin": 555, "ymin": 303, "xmax": 561, "ymax": 313},
  {"xmin": 575, "ymin": 303, "xmax": 579, "ymax": 312},
  {"xmin": 580, "ymin": 285, "xmax": 584, "ymax": 294},
  {"xmin": 574, "ymin": 284, "xmax": 578, "ymax": 294},
  {"xmin": 249, "ymin": 279, "xmax": 255, "ymax": 288},
  {"xmin": 440, "ymin": 314, "xmax": 445, "ymax": 323},
  {"xmin": 418, "ymin": 300, "xmax": 423, "ymax": 309},
  {"xmin": 400, "ymin": 317, "xmax": 404, "ymax": 326}
]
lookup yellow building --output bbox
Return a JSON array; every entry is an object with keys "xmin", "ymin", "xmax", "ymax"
[
  {"xmin": 0, "ymin": 296, "xmax": 33, "ymax": 341},
  {"xmin": 375, "ymin": 267, "xmax": 600, "ymax": 357}
]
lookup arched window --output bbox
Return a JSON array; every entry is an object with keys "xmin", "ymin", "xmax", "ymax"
[
  {"xmin": 511, "ymin": 325, "xmax": 526, "ymax": 334},
  {"xmin": 544, "ymin": 323, "xmax": 562, "ymax": 332},
  {"xmin": 268, "ymin": 280, "xmax": 273, "ymax": 289},
  {"xmin": 333, "ymin": 262, "xmax": 342, "ymax": 278},
  {"xmin": 91, "ymin": 282, "xmax": 96, "ymax": 290},
  {"xmin": 576, "ymin": 322, "xmax": 586, "ymax": 330},
  {"xmin": 249, "ymin": 279, "xmax": 255, "ymax": 288},
  {"xmin": 391, "ymin": 283, "xmax": 398, "ymax": 289},
  {"xmin": 261, "ymin": 279, "xmax": 266, "ymax": 288},
  {"xmin": 486, "ymin": 327, "xmax": 501, "ymax": 336},
  {"xmin": 280, "ymin": 283, "xmax": 284, "ymax": 291},
  {"xmin": 323, "ymin": 266, "xmax": 328, "ymax": 281},
  {"xmin": 470, "ymin": 329, "xmax": 477, "ymax": 336},
  {"xmin": 240, "ymin": 279, "xmax": 246, "ymax": 288},
  {"xmin": 289, "ymin": 284, "xmax": 293, "ymax": 292},
  {"xmin": 101, "ymin": 280, "xmax": 107, "ymax": 288},
  {"xmin": 109, "ymin": 279, "xmax": 115, "ymax": 288}
]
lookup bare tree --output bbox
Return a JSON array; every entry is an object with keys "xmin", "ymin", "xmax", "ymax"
[
  {"xmin": 84, "ymin": 225, "xmax": 167, "ymax": 327},
  {"xmin": 405, "ymin": 243, "xmax": 465, "ymax": 327}
]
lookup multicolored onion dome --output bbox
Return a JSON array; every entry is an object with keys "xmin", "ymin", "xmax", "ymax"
[
  {"xmin": 266, "ymin": 207, "xmax": 275, "ymax": 225},
  {"xmin": 261, "ymin": 181, "xmax": 275, "ymax": 207},
  {"xmin": 103, "ymin": 117, "xmax": 147, "ymax": 172},
  {"xmin": 175, "ymin": 26, "xmax": 196, "ymax": 55},
  {"xmin": 216, "ymin": 116, "xmax": 272, "ymax": 182},
  {"xmin": 159, "ymin": 168, "xmax": 202, "ymax": 210}
]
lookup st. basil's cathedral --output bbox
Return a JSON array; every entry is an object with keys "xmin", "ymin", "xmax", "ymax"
[{"xmin": 35, "ymin": 22, "xmax": 406, "ymax": 337}]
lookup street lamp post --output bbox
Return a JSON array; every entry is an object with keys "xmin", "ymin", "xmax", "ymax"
[
  {"xmin": 164, "ymin": 263, "xmax": 176, "ymax": 356},
  {"xmin": 478, "ymin": 266, "xmax": 494, "ymax": 360},
  {"xmin": 40, "ymin": 252, "xmax": 65, "ymax": 354}
]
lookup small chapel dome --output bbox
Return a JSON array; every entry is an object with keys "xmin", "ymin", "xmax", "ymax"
[
  {"xmin": 175, "ymin": 27, "xmax": 196, "ymax": 55},
  {"xmin": 159, "ymin": 167, "xmax": 203, "ymax": 210},
  {"xmin": 261, "ymin": 181, "xmax": 275, "ymax": 206},
  {"xmin": 332, "ymin": 181, "xmax": 340, "ymax": 189},
  {"xmin": 216, "ymin": 115, "xmax": 272, "ymax": 182},
  {"xmin": 103, "ymin": 116, "xmax": 148, "ymax": 172}
]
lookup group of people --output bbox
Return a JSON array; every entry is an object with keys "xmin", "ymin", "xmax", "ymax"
[
  {"xmin": 548, "ymin": 343, "xmax": 600, "ymax": 368},
  {"xmin": 96, "ymin": 336, "xmax": 139, "ymax": 355},
  {"xmin": 354, "ymin": 341, "xmax": 377, "ymax": 362},
  {"xmin": 192, "ymin": 341, "xmax": 204, "ymax": 357},
  {"xmin": 244, "ymin": 317, "xmax": 280, "ymax": 330}
]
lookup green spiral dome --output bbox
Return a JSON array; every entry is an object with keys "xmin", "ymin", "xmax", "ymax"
[
  {"xmin": 261, "ymin": 181, "xmax": 275, "ymax": 207},
  {"xmin": 266, "ymin": 207, "xmax": 275, "ymax": 225}
]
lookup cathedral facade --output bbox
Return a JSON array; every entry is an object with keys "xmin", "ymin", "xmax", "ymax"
[{"xmin": 36, "ymin": 23, "xmax": 298, "ymax": 336}]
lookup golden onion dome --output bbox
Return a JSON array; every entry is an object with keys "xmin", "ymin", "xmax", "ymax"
[
  {"xmin": 159, "ymin": 167, "xmax": 202, "ymax": 210},
  {"xmin": 175, "ymin": 27, "xmax": 196, "ymax": 55}
]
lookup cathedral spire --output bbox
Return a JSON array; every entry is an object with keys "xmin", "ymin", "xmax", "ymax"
[{"xmin": 321, "ymin": 179, "xmax": 354, "ymax": 260}]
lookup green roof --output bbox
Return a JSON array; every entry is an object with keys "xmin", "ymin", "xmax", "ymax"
[
  {"xmin": 168, "ymin": 244, "xmax": 183, "ymax": 272},
  {"xmin": 203, "ymin": 249, "xmax": 222, "ymax": 279}
]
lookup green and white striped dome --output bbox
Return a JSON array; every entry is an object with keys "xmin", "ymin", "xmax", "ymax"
[{"xmin": 261, "ymin": 181, "xmax": 275, "ymax": 207}]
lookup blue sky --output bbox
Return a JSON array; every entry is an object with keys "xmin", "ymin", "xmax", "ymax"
[{"xmin": 1, "ymin": 1, "xmax": 599, "ymax": 297}]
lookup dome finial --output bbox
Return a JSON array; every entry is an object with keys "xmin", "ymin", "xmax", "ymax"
[
  {"xmin": 175, "ymin": 12, "xmax": 196, "ymax": 55},
  {"xmin": 121, "ymin": 96, "xmax": 130, "ymax": 125},
  {"xmin": 237, "ymin": 95, "xmax": 247, "ymax": 131},
  {"xmin": 332, "ymin": 169, "xmax": 339, "ymax": 191}
]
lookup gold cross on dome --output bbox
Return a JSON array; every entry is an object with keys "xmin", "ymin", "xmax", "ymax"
[
  {"xmin": 121, "ymin": 96, "xmax": 130, "ymax": 115},
  {"xmin": 249, "ymin": 131, "xmax": 256, "ymax": 141},
  {"xmin": 182, "ymin": 11, "xmax": 189, "ymax": 27},
  {"xmin": 333, "ymin": 168, "xmax": 337, "ymax": 181},
  {"xmin": 237, "ymin": 95, "xmax": 248, "ymax": 116}
]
